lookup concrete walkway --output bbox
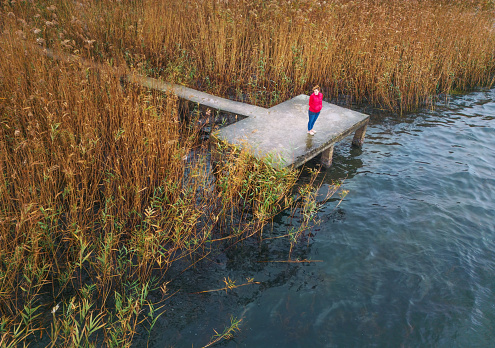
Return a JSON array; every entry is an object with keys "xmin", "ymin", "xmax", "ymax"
[
  {"xmin": 127, "ymin": 74, "xmax": 369, "ymax": 169},
  {"xmin": 127, "ymin": 75, "xmax": 268, "ymax": 118},
  {"xmin": 39, "ymin": 48, "xmax": 369, "ymax": 169},
  {"xmin": 213, "ymin": 94, "xmax": 369, "ymax": 168}
]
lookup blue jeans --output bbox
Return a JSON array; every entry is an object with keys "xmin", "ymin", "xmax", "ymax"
[{"xmin": 308, "ymin": 110, "xmax": 320, "ymax": 131}]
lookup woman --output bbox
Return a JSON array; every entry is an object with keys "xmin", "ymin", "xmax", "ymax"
[{"xmin": 308, "ymin": 85, "xmax": 323, "ymax": 135}]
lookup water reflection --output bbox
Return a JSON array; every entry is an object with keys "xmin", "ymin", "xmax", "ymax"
[
  {"xmin": 151, "ymin": 89, "xmax": 495, "ymax": 348},
  {"xmin": 300, "ymin": 143, "xmax": 364, "ymax": 184}
]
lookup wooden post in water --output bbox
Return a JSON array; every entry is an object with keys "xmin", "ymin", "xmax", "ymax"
[
  {"xmin": 352, "ymin": 120, "xmax": 369, "ymax": 147},
  {"xmin": 320, "ymin": 145, "xmax": 334, "ymax": 167}
]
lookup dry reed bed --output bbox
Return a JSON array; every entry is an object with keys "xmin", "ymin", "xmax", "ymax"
[
  {"xmin": 5, "ymin": 0, "xmax": 495, "ymax": 111},
  {"xmin": 1, "ymin": 0, "xmax": 492, "ymax": 344},
  {"xmin": 0, "ymin": 20, "xmax": 324, "ymax": 345}
]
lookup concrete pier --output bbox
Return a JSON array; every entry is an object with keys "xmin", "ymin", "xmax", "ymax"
[
  {"xmin": 127, "ymin": 75, "xmax": 269, "ymax": 118},
  {"xmin": 127, "ymin": 74, "xmax": 369, "ymax": 169},
  {"xmin": 213, "ymin": 94, "xmax": 369, "ymax": 169},
  {"xmin": 39, "ymin": 48, "xmax": 369, "ymax": 168}
]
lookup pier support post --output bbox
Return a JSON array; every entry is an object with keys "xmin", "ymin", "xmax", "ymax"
[
  {"xmin": 209, "ymin": 137, "xmax": 222, "ymax": 180},
  {"xmin": 352, "ymin": 121, "xmax": 368, "ymax": 147},
  {"xmin": 320, "ymin": 145, "xmax": 334, "ymax": 168}
]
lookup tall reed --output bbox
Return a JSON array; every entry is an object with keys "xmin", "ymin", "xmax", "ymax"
[
  {"xmin": 5, "ymin": 0, "xmax": 487, "ymax": 344},
  {"xmin": 0, "ymin": 15, "xmax": 323, "ymax": 345},
  {"xmin": 6, "ymin": 0, "xmax": 494, "ymax": 111}
]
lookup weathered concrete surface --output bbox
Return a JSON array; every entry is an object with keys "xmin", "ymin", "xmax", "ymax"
[
  {"xmin": 213, "ymin": 94, "xmax": 369, "ymax": 169},
  {"xmin": 127, "ymin": 75, "xmax": 269, "ymax": 118},
  {"xmin": 39, "ymin": 49, "xmax": 369, "ymax": 168},
  {"xmin": 127, "ymin": 75, "xmax": 369, "ymax": 169}
]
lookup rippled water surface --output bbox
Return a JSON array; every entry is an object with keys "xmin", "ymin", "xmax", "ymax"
[{"xmin": 151, "ymin": 90, "xmax": 495, "ymax": 347}]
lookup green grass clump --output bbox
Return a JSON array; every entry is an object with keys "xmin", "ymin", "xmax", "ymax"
[{"xmin": 0, "ymin": 22, "xmax": 324, "ymax": 346}]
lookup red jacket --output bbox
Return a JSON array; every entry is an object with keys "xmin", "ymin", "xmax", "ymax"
[{"xmin": 309, "ymin": 92, "xmax": 323, "ymax": 113}]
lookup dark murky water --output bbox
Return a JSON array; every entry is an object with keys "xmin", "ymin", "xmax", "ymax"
[{"xmin": 149, "ymin": 90, "xmax": 495, "ymax": 347}]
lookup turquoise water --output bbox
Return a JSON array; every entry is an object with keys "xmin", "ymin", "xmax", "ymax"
[{"xmin": 150, "ymin": 90, "xmax": 495, "ymax": 347}]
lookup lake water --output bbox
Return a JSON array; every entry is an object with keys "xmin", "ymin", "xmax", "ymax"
[{"xmin": 150, "ymin": 89, "xmax": 495, "ymax": 348}]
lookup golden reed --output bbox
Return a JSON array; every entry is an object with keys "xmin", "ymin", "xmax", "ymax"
[
  {"xmin": 1, "ymin": 0, "xmax": 493, "ymax": 345},
  {"xmin": 9, "ymin": 0, "xmax": 490, "ymax": 111}
]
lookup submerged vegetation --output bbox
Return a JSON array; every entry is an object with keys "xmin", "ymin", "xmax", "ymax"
[
  {"xmin": 1, "ymin": 0, "xmax": 495, "ymax": 346},
  {"xmin": 0, "ymin": 12, "xmax": 336, "ymax": 345},
  {"xmin": 0, "ymin": 30, "xmax": 325, "ymax": 345}
]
